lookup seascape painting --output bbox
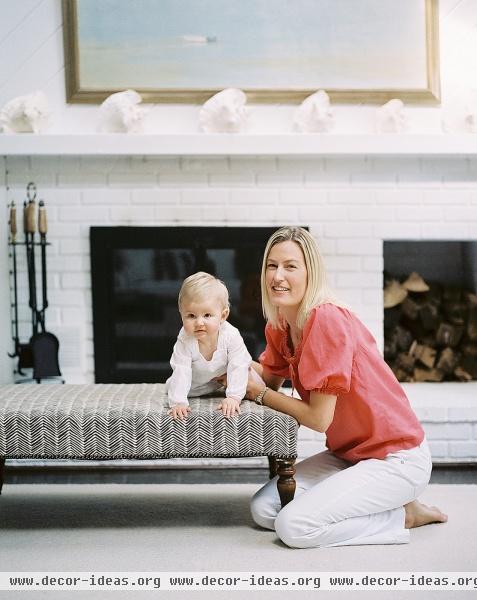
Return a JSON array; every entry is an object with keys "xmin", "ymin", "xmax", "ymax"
[{"xmin": 63, "ymin": 0, "xmax": 440, "ymax": 103}]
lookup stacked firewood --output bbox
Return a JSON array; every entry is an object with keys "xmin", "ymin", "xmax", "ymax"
[{"xmin": 384, "ymin": 272, "xmax": 477, "ymax": 382}]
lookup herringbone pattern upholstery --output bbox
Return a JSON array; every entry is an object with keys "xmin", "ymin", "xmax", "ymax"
[{"xmin": 0, "ymin": 384, "xmax": 298, "ymax": 460}]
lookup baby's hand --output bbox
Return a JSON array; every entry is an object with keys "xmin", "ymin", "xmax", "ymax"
[
  {"xmin": 217, "ymin": 397, "xmax": 241, "ymax": 418},
  {"xmin": 168, "ymin": 404, "xmax": 191, "ymax": 420}
]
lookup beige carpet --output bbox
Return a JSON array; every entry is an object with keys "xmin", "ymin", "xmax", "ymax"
[{"xmin": 0, "ymin": 483, "xmax": 475, "ymax": 600}]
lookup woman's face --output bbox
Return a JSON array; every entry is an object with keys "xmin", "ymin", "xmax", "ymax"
[{"xmin": 265, "ymin": 240, "xmax": 308, "ymax": 312}]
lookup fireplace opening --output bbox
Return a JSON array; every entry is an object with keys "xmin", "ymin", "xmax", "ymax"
[
  {"xmin": 90, "ymin": 227, "xmax": 280, "ymax": 383},
  {"xmin": 383, "ymin": 241, "xmax": 477, "ymax": 383}
]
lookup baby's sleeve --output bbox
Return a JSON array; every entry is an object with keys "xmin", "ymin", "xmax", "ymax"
[
  {"xmin": 258, "ymin": 323, "xmax": 290, "ymax": 379},
  {"xmin": 299, "ymin": 305, "xmax": 355, "ymax": 396},
  {"xmin": 165, "ymin": 337, "xmax": 193, "ymax": 407},
  {"xmin": 225, "ymin": 329, "xmax": 252, "ymax": 401}
]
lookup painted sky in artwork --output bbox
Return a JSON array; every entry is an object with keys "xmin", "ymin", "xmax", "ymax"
[{"xmin": 77, "ymin": 0, "xmax": 428, "ymax": 90}]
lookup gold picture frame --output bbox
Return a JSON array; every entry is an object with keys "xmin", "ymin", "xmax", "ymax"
[{"xmin": 63, "ymin": 0, "xmax": 440, "ymax": 105}]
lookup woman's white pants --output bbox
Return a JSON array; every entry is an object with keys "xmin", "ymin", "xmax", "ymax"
[{"xmin": 251, "ymin": 440, "xmax": 432, "ymax": 548}]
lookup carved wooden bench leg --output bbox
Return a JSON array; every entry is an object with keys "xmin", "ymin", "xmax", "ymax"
[
  {"xmin": 0, "ymin": 458, "xmax": 5, "ymax": 495},
  {"xmin": 276, "ymin": 458, "xmax": 296, "ymax": 507}
]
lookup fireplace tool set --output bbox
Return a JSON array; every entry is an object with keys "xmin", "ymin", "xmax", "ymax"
[{"xmin": 8, "ymin": 183, "xmax": 63, "ymax": 383}]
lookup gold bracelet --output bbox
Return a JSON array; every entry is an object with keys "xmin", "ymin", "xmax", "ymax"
[{"xmin": 254, "ymin": 386, "xmax": 268, "ymax": 405}]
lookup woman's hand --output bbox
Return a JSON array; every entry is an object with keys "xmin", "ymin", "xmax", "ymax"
[{"xmin": 215, "ymin": 369, "xmax": 266, "ymax": 401}]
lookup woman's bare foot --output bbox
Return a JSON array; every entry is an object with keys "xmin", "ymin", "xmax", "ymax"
[{"xmin": 404, "ymin": 500, "xmax": 448, "ymax": 529}]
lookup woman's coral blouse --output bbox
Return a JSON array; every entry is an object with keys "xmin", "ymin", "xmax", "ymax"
[{"xmin": 259, "ymin": 303, "xmax": 424, "ymax": 463}]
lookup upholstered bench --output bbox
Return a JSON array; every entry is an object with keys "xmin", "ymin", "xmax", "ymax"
[{"xmin": 0, "ymin": 384, "xmax": 298, "ymax": 506}]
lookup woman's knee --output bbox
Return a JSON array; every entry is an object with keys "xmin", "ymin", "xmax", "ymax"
[
  {"xmin": 274, "ymin": 504, "xmax": 327, "ymax": 549},
  {"xmin": 250, "ymin": 485, "xmax": 280, "ymax": 530}
]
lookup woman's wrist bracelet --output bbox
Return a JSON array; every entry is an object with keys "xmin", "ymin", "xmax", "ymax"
[{"xmin": 254, "ymin": 386, "xmax": 268, "ymax": 405}]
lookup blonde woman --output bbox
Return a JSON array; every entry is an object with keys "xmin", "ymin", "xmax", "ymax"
[{"xmin": 246, "ymin": 226, "xmax": 447, "ymax": 548}]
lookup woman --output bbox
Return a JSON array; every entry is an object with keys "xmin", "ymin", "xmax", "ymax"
[{"xmin": 247, "ymin": 226, "xmax": 447, "ymax": 548}]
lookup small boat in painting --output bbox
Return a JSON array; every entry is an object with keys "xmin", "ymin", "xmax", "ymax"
[{"xmin": 182, "ymin": 35, "xmax": 217, "ymax": 44}]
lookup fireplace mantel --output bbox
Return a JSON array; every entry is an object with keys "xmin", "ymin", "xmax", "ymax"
[{"xmin": 1, "ymin": 133, "xmax": 477, "ymax": 156}]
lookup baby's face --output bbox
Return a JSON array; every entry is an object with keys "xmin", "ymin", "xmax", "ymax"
[{"xmin": 180, "ymin": 297, "xmax": 228, "ymax": 344}]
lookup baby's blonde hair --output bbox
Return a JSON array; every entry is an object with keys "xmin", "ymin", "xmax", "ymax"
[{"xmin": 178, "ymin": 271, "xmax": 230, "ymax": 312}]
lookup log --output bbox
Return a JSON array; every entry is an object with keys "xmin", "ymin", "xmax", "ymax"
[
  {"xmin": 454, "ymin": 366, "xmax": 473, "ymax": 382},
  {"xmin": 419, "ymin": 301, "xmax": 440, "ymax": 331},
  {"xmin": 460, "ymin": 344, "xmax": 477, "ymax": 379},
  {"xmin": 436, "ymin": 347, "xmax": 459, "ymax": 374},
  {"xmin": 395, "ymin": 352, "xmax": 416, "ymax": 374},
  {"xmin": 467, "ymin": 293, "xmax": 477, "ymax": 342},
  {"xmin": 384, "ymin": 273, "xmax": 476, "ymax": 382},
  {"xmin": 461, "ymin": 354, "xmax": 477, "ymax": 379},
  {"xmin": 413, "ymin": 367, "xmax": 444, "ymax": 382},
  {"xmin": 436, "ymin": 323, "xmax": 464, "ymax": 348},
  {"xmin": 401, "ymin": 296, "xmax": 420, "ymax": 321},
  {"xmin": 409, "ymin": 342, "xmax": 437, "ymax": 369},
  {"xmin": 444, "ymin": 300, "xmax": 467, "ymax": 326},
  {"xmin": 461, "ymin": 343, "xmax": 477, "ymax": 359},
  {"xmin": 400, "ymin": 316, "xmax": 428, "ymax": 342},
  {"xmin": 421, "ymin": 334, "xmax": 438, "ymax": 349},
  {"xmin": 402, "ymin": 272, "xmax": 429, "ymax": 293},
  {"xmin": 384, "ymin": 336, "xmax": 398, "ymax": 361},
  {"xmin": 392, "ymin": 366, "xmax": 414, "ymax": 383},
  {"xmin": 395, "ymin": 325, "xmax": 413, "ymax": 352}
]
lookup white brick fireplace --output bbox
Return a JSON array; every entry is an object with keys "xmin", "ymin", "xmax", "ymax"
[{"xmin": 1, "ymin": 148, "xmax": 476, "ymax": 464}]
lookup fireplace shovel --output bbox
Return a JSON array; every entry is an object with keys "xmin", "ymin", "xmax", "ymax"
[{"xmin": 28, "ymin": 198, "xmax": 62, "ymax": 383}]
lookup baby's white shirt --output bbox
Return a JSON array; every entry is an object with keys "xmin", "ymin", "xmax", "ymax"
[{"xmin": 165, "ymin": 321, "xmax": 252, "ymax": 407}]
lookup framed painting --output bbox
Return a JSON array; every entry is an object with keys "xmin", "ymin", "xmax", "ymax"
[{"xmin": 62, "ymin": 0, "xmax": 440, "ymax": 104}]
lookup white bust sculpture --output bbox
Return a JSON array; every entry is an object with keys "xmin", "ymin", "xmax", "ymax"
[
  {"xmin": 293, "ymin": 90, "xmax": 334, "ymax": 133},
  {"xmin": 375, "ymin": 99, "xmax": 407, "ymax": 133},
  {"xmin": 199, "ymin": 88, "xmax": 249, "ymax": 133},
  {"xmin": 0, "ymin": 91, "xmax": 50, "ymax": 133},
  {"xmin": 98, "ymin": 89, "xmax": 145, "ymax": 133}
]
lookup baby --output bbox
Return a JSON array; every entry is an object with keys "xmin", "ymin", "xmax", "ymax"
[{"xmin": 166, "ymin": 272, "xmax": 252, "ymax": 419}]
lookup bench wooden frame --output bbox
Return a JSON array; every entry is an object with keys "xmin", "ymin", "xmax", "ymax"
[{"xmin": 0, "ymin": 456, "xmax": 296, "ymax": 506}]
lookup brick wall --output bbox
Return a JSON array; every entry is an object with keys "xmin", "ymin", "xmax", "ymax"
[{"xmin": 3, "ymin": 153, "xmax": 477, "ymax": 463}]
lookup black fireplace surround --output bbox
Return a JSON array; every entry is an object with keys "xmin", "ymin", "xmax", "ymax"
[{"xmin": 90, "ymin": 227, "xmax": 279, "ymax": 383}]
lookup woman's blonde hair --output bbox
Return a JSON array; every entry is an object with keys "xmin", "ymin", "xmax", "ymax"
[
  {"xmin": 178, "ymin": 271, "xmax": 230, "ymax": 312},
  {"xmin": 261, "ymin": 226, "xmax": 339, "ymax": 330}
]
